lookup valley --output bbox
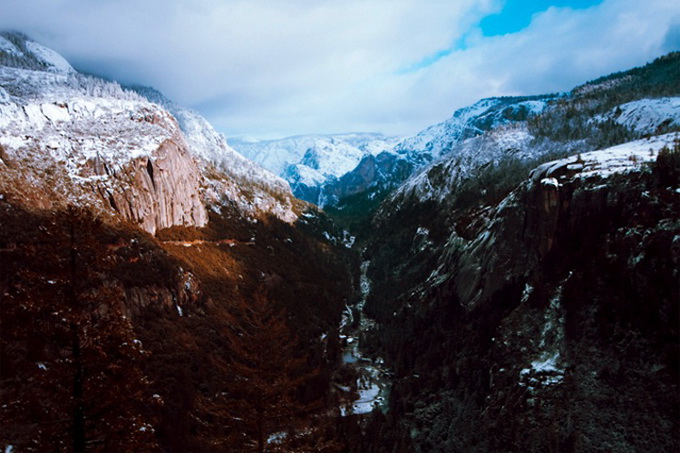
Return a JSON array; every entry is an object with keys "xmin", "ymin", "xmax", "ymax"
[{"xmin": 0, "ymin": 31, "xmax": 678, "ymax": 452}]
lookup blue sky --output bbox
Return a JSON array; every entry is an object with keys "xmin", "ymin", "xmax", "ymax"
[
  {"xmin": 480, "ymin": 0, "xmax": 603, "ymax": 35},
  {"xmin": 1, "ymin": 0, "xmax": 678, "ymax": 139},
  {"xmin": 403, "ymin": 0, "xmax": 604, "ymax": 73}
]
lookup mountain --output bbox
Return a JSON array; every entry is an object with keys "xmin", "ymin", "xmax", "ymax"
[
  {"xmin": 0, "ymin": 32, "xmax": 357, "ymax": 451},
  {"xmin": 231, "ymin": 98, "xmax": 556, "ymax": 207},
  {"xmin": 347, "ymin": 53, "xmax": 680, "ymax": 451},
  {"xmin": 0, "ymin": 32, "xmax": 298, "ymax": 234},
  {"xmin": 231, "ymin": 133, "xmax": 401, "ymax": 205},
  {"xmin": 304, "ymin": 56, "xmax": 680, "ymax": 212},
  {"xmin": 1, "ymin": 30, "xmax": 678, "ymax": 453}
]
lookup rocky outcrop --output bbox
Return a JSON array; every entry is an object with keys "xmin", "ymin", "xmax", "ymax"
[
  {"xmin": 317, "ymin": 152, "xmax": 413, "ymax": 205},
  {"xmin": 435, "ymin": 135, "xmax": 677, "ymax": 312},
  {"xmin": 0, "ymin": 73, "xmax": 209, "ymax": 234},
  {"xmin": 86, "ymin": 137, "xmax": 208, "ymax": 235}
]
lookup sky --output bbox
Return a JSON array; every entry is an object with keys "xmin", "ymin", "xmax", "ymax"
[{"xmin": 1, "ymin": 0, "xmax": 679, "ymax": 139}]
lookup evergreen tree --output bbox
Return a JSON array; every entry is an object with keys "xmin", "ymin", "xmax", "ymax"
[
  {"xmin": 217, "ymin": 293, "xmax": 327, "ymax": 452},
  {"xmin": 0, "ymin": 206, "xmax": 158, "ymax": 451}
]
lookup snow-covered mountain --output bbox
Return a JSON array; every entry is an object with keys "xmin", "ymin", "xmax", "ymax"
[
  {"xmin": 231, "ymin": 133, "xmax": 399, "ymax": 176},
  {"xmin": 230, "ymin": 133, "xmax": 400, "ymax": 204},
  {"xmin": 129, "ymin": 86, "xmax": 297, "ymax": 221},
  {"xmin": 394, "ymin": 96, "xmax": 554, "ymax": 163},
  {"xmin": 231, "ymin": 98, "xmax": 556, "ymax": 207},
  {"xmin": 315, "ymin": 96, "xmax": 556, "ymax": 209},
  {"xmin": 0, "ymin": 32, "xmax": 299, "ymax": 233}
]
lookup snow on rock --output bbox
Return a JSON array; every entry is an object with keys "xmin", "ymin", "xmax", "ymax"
[
  {"xmin": 285, "ymin": 163, "xmax": 327, "ymax": 187},
  {"xmin": 131, "ymin": 87, "xmax": 299, "ymax": 223},
  {"xmin": 395, "ymin": 124, "xmax": 540, "ymax": 205},
  {"xmin": 531, "ymin": 133, "xmax": 679, "ymax": 182},
  {"xmin": 267, "ymin": 432, "xmax": 287, "ymax": 445},
  {"xmin": 177, "ymin": 111, "xmax": 298, "ymax": 223},
  {"xmin": 608, "ymin": 97, "xmax": 680, "ymax": 133},
  {"xmin": 394, "ymin": 97, "xmax": 552, "ymax": 163},
  {"xmin": 41, "ymin": 102, "xmax": 70, "ymax": 123},
  {"xmin": 0, "ymin": 35, "xmax": 298, "ymax": 229},
  {"xmin": 520, "ymin": 284, "xmax": 566, "ymax": 388},
  {"xmin": 25, "ymin": 41, "xmax": 75, "ymax": 73},
  {"xmin": 0, "ymin": 36, "xmax": 23, "ymax": 56},
  {"xmin": 352, "ymin": 380, "xmax": 382, "ymax": 415},
  {"xmin": 231, "ymin": 133, "xmax": 401, "ymax": 203},
  {"xmin": 0, "ymin": 64, "xmax": 208, "ymax": 234},
  {"xmin": 232, "ymin": 133, "xmax": 400, "ymax": 177}
]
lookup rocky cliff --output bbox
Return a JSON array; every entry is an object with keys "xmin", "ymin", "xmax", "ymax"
[
  {"xmin": 0, "ymin": 85, "xmax": 208, "ymax": 234},
  {"xmin": 0, "ymin": 33, "xmax": 355, "ymax": 452}
]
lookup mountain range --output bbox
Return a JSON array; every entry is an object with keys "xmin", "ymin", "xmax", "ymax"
[{"xmin": 1, "ymin": 31, "xmax": 678, "ymax": 452}]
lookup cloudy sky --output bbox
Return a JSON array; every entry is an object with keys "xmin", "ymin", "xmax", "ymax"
[{"xmin": 2, "ymin": 0, "xmax": 679, "ymax": 139}]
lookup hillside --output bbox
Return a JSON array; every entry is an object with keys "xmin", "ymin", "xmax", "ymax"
[
  {"xmin": 0, "ymin": 32, "xmax": 678, "ymax": 453},
  {"xmin": 347, "ymin": 54, "xmax": 680, "ymax": 452},
  {"xmin": 0, "ymin": 32, "xmax": 360, "ymax": 452}
]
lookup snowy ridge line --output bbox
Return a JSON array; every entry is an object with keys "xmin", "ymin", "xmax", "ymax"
[
  {"xmin": 530, "ymin": 133, "xmax": 679, "ymax": 182},
  {"xmin": 602, "ymin": 97, "xmax": 680, "ymax": 133},
  {"xmin": 232, "ymin": 133, "xmax": 400, "ymax": 177},
  {"xmin": 390, "ymin": 124, "xmax": 540, "ymax": 206},
  {"xmin": 394, "ymin": 96, "xmax": 554, "ymax": 161},
  {"xmin": 130, "ymin": 85, "xmax": 294, "ymax": 201}
]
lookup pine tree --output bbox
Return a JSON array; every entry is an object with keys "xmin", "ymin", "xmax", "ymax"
[
  {"xmin": 0, "ymin": 206, "xmax": 159, "ymax": 451},
  {"xmin": 217, "ymin": 293, "xmax": 323, "ymax": 452}
]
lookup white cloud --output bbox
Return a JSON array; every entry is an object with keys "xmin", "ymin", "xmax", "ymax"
[{"xmin": 0, "ymin": 0, "xmax": 678, "ymax": 138}]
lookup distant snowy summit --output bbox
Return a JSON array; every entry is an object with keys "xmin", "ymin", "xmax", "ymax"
[
  {"xmin": 230, "ymin": 133, "xmax": 401, "ymax": 205},
  {"xmin": 236, "ymin": 53, "xmax": 680, "ymax": 209},
  {"xmin": 231, "ymin": 97, "xmax": 554, "ymax": 206}
]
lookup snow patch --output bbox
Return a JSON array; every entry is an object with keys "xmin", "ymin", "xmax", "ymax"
[
  {"xmin": 531, "ymin": 133, "xmax": 679, "ymax": 182},
  {"xmin": 0, "ymin": 86, "xmax": 9, "ymax": 103},
  {"xmin": 352, "ymin": 381, "xmax": 381, "ymax": 414},
  {"xmin": 540, "ymin": 177, "xmax": 559, "ymax": 188},
  {"xmin": 25, "ymin": 40, "xmax": 75, "ymax": 73},
  {"xmin": 608, "ymin": 97, "xmax": 680, "ymax": 133},
  {"xmin": 520, "ymin": 284, "xmax": 566, "ymax": 387},
  {"xmin": 41, "ymin": 103, "xmax": 71, "ymax": 123},
  {"xmin": 267, "ymin": 432, "xmax": 287, "ymax": 445}
]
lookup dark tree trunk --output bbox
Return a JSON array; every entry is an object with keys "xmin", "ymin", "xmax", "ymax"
[
  {"xmin": 257, "ymin": 401, "xmax": 265, "ymax": 453},
  {"xmin": 72, "ymin": 324, "xmax": 85, "ymax": 453},
  {"xmin": 69, "ymin": 216, "xmax": 86, "ymax": 452}
]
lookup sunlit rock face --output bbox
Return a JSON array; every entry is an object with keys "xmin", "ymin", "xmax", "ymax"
[
  {"xmin": 0, "ymin": 33, "xmax": 301, "ymax": 233},
  {"xmin": 0, "ymin": 84, "xmax": 209, "ymax": 234}
]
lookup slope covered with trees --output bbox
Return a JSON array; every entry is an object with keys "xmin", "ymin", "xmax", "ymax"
[{"xmin": 341, "ymin": 54, "xmax": 680, "ymax": 452}]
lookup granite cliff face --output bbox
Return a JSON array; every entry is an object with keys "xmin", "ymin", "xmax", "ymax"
[
  {"xmin": 0, "ymin": 87, "xmax": 209, "ymax": 235},
  {"xmin": 89, "ymin": 137, "xmax": 209, "ymax": 235}
]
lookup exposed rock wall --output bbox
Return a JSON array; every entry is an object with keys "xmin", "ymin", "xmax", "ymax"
[
  {"xmin": 87, "ymin": 137, "xmax": 209, "ymax": 235},
  {"xmin": 0, "ymin": 89, "xmax": 209, "ymax": 235}
]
